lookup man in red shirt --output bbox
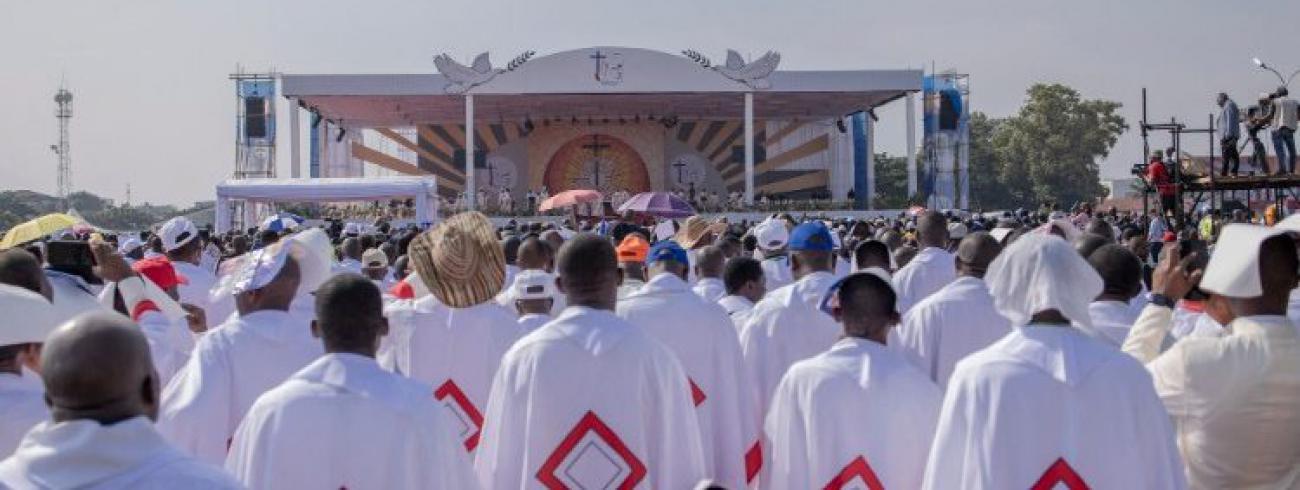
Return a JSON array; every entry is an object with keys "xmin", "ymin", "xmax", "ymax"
[{"xmin": 1147, "ymin": 150, "xmax": 1176, "ymax": 218}]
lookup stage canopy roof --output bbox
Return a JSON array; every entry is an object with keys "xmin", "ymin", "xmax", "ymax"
[
  {"xmin": 281, "ymin": 47, "xmax": 923, "ymax": 127},
  {"xmin": 214, "ymin": 176, "xmax": 438, "ymax": 232}
]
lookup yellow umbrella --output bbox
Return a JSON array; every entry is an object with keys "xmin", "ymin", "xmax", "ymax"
[{"xmin": 1, "ymin": 213, "xmax": 81, "ymax": 249}]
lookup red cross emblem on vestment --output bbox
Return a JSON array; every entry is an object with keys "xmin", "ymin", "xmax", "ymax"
[
  {"xmin": 1030, "ymin": 458, "xmax": 1090, "ymax": 490},
  {"xmin": 823, "ymin": 455, "xmax": 884, "ymax": 490},
  {"xmin": 433, "ymin": 379, "xmax": 483, "ymax": 451},
  {"xmin": 537, "ymin": 411, "xmax": 646, "ymax": 490}
]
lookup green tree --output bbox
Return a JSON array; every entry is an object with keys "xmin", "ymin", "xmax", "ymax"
[
  {"xmin": 871, "ymin": 153, "xmax": 925, "ymax": 209},
  {"xmin": 966, "ymin": 112, "xmax": 1009, "ymax": 210},
  {"xmin": 993, "ymin": 83, "xmax": 1127, "ymax": 208}
]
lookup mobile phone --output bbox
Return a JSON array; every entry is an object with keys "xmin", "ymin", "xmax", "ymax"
[
  {"xmin": 1180, "ymin": 239, "xmax": 1210, "ymax": 301},
  {"xmin": 45, "ymin": 240, "xmax": 100, "ymax": 285}
]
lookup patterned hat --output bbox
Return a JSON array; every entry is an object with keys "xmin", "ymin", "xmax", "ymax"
[
  {"xmin": 408, "ymin": 212, "xmax": 505, "ymax": 308},
  {"xmin": 675, "ymin": 216, "xmax": 727, "ymax": 250}
]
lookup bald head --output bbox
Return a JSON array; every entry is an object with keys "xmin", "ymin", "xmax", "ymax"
[
  {"xmin": 917, "ymin": 211, "xmax": 949, "ymax": 248},
  {"xmin": 954, "ymin": 232, "xmax": 1002, "ymax": 278},
  {"xmin": 556, "ymin": 234, "xmax": 619, "ymax": 310},
  {"xmin": 695, "ymin": 245, "xmax": 725, "ymax": 279},
  {"xmin": 0, "ymin": 248, "xmax": 52, "ymax": 301},
  {"xmin": 1087, "ymin": 244, "xmax": 1142, "ymax": 300},
  {"xmin": 41, "ymin": 312, "xmax": 158, "ymax": 424},
  {"xmin": 517, "ymin": 236, "xmax": 554, "ymax": 272}
]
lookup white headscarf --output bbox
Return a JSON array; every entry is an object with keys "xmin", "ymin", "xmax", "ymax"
[
  {"xmin": 985, "ymin": 233, "xmax": 1103, "ymax": 335},
  {"xmin": 1200, "ymin": 224, "xmax": 1287, "ymax": 298}
]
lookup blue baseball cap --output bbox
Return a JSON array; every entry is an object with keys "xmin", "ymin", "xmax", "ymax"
[
  {"xmin": 647, "ymin": 240, "xmax": 689, "ymax": 266},
  {"xmin": 788, "ymin": 222, "xmax": 834, "ymax": 252}
]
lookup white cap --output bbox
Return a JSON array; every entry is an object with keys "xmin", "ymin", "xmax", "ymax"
[
  {"xmin": 117, "ymin": 237, "xmax": 143, "ymax": 255},
  {"xmin": 1200, "ymin": 224, "xmax": 1288, "ymax": 298},
  {"xmin": 158, "ymin": 217, "xmax": 198, "ymax": 252},
  {"xmin": 948, "ymin": 222, "xmax": 968, "ymax": 239},
  {"xmin": 0, "ymin": 284, "xmax": 59, "ymax": 346},
  {"xmin": 228, "ymin": 243, "xmax": 290, "ymax": 295},
  {"xmin": 511, "ymin": 269, "xmax": 557, "ymax": 301},
  {"xmin": 755, "ymin": 219, "xmax": 789, "ymax": 251},
  {"xmin": 362, "ymin": 248, "xmax": 389, "ymax": 268},
  {"xmin": 989, "ymin": 227, "xmax": 1014, "ymax": 243}
]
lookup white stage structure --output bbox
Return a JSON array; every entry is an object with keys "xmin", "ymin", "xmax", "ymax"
[
  {"xmin": 280, "ymin": 47, "xmax": 922, "ymax": 209},
  {"xmin": 214, "ymin": 176, "xmax": 438, "ymax": 233}
]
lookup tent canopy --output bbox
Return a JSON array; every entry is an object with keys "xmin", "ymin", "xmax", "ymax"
[{"xmin": 215, "ymin": 176, "xmax": 438, "ymax": 233}]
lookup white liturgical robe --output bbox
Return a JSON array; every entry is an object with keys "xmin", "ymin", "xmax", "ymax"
[
  {"xmin": 381, "ymin": 297, "xmax": 526, "ymax": 454},
  {"xmin": 618, "ymin": 274, "xmax": 761, "ymax": 488},
  {"xmin": 924, "ymin": 326, "xmax": 1186, "ymax": 489},
  {"xmin": 157, "ymin": 308, "xmax": 323, "ymax": 466},
  {"xmin": 740, "ymin": 271, "xmax": 841, "ymax": 417},
  {"xmin": 692, "ymin": 277, "xmax": 726, "ymax": 304},
  {"xmin": 894, "ymin": 276, "xmax": 1012, "ymax": 388},
  {"xmin": 172, "ymin": 261, "xmax": 234, "ymax": 330},
  {"xmin": 1088, "ymin": 299, "xmax": 1140, "ymax": 346},
  {"xmin": 717, "ymin": 294, "xmax": 754, "ymax": 332},
  {"xmin": 765, "ymin": 338, "xmax": 941, "ymax": 490},
  {"xmin": 891, "ymin": 247, "xmax": 956, "ymax": 314},
  {"xmin": 760, "ymin": 256, "xmax": 793, "ymax": 292},
  {"xmin": 517, "ymin": 313, "xmax": 550, "ymax": 333},
  {"xmin": 474, "ymin": 306, "xmax": 707, "ymax": 489},
  {"xmin": 0, "ymin": 417, "xmax": 240, "ymax": 490},
  {"xmin": 0, "ymin": 373, "xmax": 48, "ymax": 458},
  {"xmin": 226, "ymin": 353, "xmax": 476, "ymax": 489}
]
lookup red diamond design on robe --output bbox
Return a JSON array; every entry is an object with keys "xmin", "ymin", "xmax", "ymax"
[
  {"xmin": 433, "ymin": 379, "xmax": 483, "ymax": 452},
  {"xmin": 537, "ymin": 411, "xmax": 646, "ymax": 490},
  {"xmin": 688, "ymin": 377, "xmax": 707, "ymax": 407},
  {"xmin": 1030, "ymin": 458, "xmax": 1090, "ymax": 490},
  {"xmin": 823, "ymin": 455, "xmax": 884, "ymax": 490},
  {"xmin": 744, "ymin": 440, "xmax": 763, "ymax": 483}
]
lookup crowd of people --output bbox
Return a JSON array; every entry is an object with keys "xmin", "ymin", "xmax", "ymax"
[{"xmin": 0, "ymin": 200, "xmax": 1297, "ymax": 489}]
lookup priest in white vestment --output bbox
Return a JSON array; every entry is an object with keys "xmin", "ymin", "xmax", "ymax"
[
  {"xmin": 924, "ymin": 234, "xmax": 1186, "ymax": 489},
  {"xmin": 0, "ymin": 284, "xmax": 60, "ymax": 457},
  {"xmin": 717, "ymin": 256, "xmax": 766, "ymax": 331},
  {"xmin": 1124, "ymin": 225, "xmax": 1300, "ymax": 489},
  {"xmin": 765, "ymin": 272, "xmax": 941, "ymax": 489},
  {"xmin": 618, "ymin": 241, "xmax": 761, "ymax": 488},
  {"xmin": 508, "ymin": 269, "xmax": 557, "ymax": 332},
  {"xmin": 753, "ymin": 219, "xmax": 793, "ymax": 292},
  {"xmin": 892, "ymin": 212, "xmax": 956, "ymax": 314},
  {"xmin": 894, "ymin": 232, "xmax": 1010, "ymax": 388},
  {"xmin": 381, "ymin": 212, "xmax": 525, "ymax": 455},
  {"xmin": 474, "ymin": 234, "xmax": 707, "ymax": 489},
  {"xmin": 0, "ymin": 312, "xmax": 240, "ymax": 489},
  {"xmin": 741, "ymin": 222, "xmax": 843, "ymax": 419},
  {"xmin": 691, "ymin": 245, "xmax": 727, "ymax": 303},
  {"xmin": 227, "ymin": 274, "xmax": 475, "ymax": 489},
  {"xmin": 157, "ymin": 242, "xmax": 324, "ymax": 466},
  {"xmin": 1085, "ymin": 244, "xmax": 1145, "ymax": 346},
  {"xmin": 158, "ymin": 217, "xmax": 234, "ymax": 330}
]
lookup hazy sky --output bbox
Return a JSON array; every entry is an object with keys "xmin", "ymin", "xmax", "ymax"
[{"xmin": 2, "ymin": 0, "xmax": 1297, "ymax": 206}]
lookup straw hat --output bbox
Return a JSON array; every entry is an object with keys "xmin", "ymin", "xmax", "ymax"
[
  {"xmin": 675, "ymin": 216, "xmax": 728, "ymax": 249},
  {"xmin": 408, "ymin": 211, "xmax": 506, "ymax": 308}
]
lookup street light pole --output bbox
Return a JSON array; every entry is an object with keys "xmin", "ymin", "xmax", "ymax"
[{"xmin": 1253, "ymin": 57, "xmax": 1300, "ymax": 87}]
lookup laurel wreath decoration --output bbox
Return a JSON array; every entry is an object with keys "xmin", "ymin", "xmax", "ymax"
[
  {"xmin": 681, "ymin": 50, "xmax": 712, "ymax": 69},
  {"xmin": 507, "ymin": 51, "xmax": 536, "ymax": 71}
]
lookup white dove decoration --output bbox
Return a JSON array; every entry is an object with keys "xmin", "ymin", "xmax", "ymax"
[
  {"xmin": 434, "ymin": 52, "xmax": 504, "ymax": 94},
  {"xmin": 714, "ymin": 50, "xmax": 781, "ymax": 89}
]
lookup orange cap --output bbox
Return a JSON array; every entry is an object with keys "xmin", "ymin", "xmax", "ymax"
[{"xmin": 616, "ymin": 235, "xmax": 649, "ymax": 263}]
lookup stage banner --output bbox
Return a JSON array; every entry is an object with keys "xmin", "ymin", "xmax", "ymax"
[{"xmin": 922, "ymin": 74, "xmax": 970, "ymax": 209}]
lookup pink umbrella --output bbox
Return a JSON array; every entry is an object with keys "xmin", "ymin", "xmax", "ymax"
[{"xmin": 539, "ymin": 189, "xmax": 603, "ymax": 212}]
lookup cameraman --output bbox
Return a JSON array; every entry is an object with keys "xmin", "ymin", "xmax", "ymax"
[{"xmin": 1147, "ymin": 150, "xmax": 1176, "ymax": 218}]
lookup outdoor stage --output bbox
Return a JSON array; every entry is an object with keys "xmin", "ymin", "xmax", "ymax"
[{"xmin": 279, "ymin": 47, "xmax": 922, "ymax": 210}]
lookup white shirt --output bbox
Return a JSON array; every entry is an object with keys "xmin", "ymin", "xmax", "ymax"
[
  {"xmin": 474, "ymin": 306, "xmax": 707, "ymax": 489},
  {"xmin": 717, "ymin": 295, "xmax": 754, "ymax": 332},
  {"xmin": 517, "ymin": 313, "xmax": 550, "ymax": 333},
  {"xmin": 765, "ymin": 338, "xmax": 941, "ymax": 489},
  {"xmin": 171, "ymin": 261, "xmax": 234, "ymax": 330},
  {"xmin": 0, "ymin": 373, "xmax": 47, "ymax": 458},
  {"xmin": 894, "ymin": 276, "xmax": 1012, "ymax": 389},
  {"xmin": 619, "ymin": 274, "xmax": 761, "ymax": 488},
  {"xmin": 381, "ymin": 298, "xmax": 525, "ymax": 454},
  {"xmin": 226, "ymin": 353, "xmax": 476, "ymax": 489},
  {"xmin": 759, "ymin": 256, "xmax": 793, "ymax": 292},
  {"xmin": 1088, "ymin": 299, "xmax": 1140, "ymax": 346},
  {"xmin": 925, "ymin": 326, "xmax": 1186, "ymax": 489},
  {"xmin": 1125, "ymin": 309, "xmax": 1300, "ymax": 489},
  {"xmin": 616, "ymin": 277, "xmax": 645, "ymax": 302},
  {"xmin": 0, "ymin": 417, "xmax": 240, "ymax": 490},
  {"xmin": 891, "ymin": 246, "xmax": 956, "ymax": 314},
  {"xmin": 740, "ymin": 271, "xmax": 841, "ymax": 419},
  {"xmin": 332, "ymin": 258, "xmax": 362, "ymax": 275},
  {"xmin": 157, "ymin": 309, "xmax": 323, "ymax": 466},
  {"xmin": 692, "ymin": 277, "xmax": 727, "ymax": 304}
]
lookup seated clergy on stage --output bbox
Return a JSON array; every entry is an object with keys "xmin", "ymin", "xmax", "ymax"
[
  {"xmin": 381, "ymin": 212, "xmax": 525, "ymax": 455},
  {"xmin": 765, "ymin": 271, "xmax": 941, "ymax": 490},
  {"xmin": 226, "ymin": 274, "xmax": 475, "ymax": 489},
  {"xmin": 740, "ymin": 221, "xmax": 842, "ymax": 419},
  {"xmin": 157, "ymin": 241, "xmax": 324, "ymax": 467},
  {"xmin": 617, "ymin": 241, "xmax": 761, "ymax": 488},
  {"xmin": 1123, "ymin": 225, "xmax": 1300, "ymax": 489},
  {"xmin": 0, "ymin": 312, "xmax": 240, "ymax": 489},
  {"xmin": 923, "ymin": 234, "xmax": 1186, "ymax": 490},
  {"xmin": 892, "ymin": 211, "xmax": 956, "ymax": 314},
  {"xmin": 894, "ymin": 232, "xmax": 1010, "ymax": 389},
  {"xmin": 474, "ymin": 234, "xmax": 706, "ymax": 489}
]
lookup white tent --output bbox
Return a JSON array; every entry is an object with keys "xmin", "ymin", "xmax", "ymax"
[{"xmin": 214, "ymin": 176, "xmax": 438, "ymax": 233}]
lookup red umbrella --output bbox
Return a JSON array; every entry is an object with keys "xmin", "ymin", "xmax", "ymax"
[{"xmin": 539, "ymin": 189, "xmax": 603, "ymax": 212}]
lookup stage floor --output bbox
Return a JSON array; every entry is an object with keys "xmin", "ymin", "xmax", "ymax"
[{"xmin": 1185, "ymin": 174, "xmax": 1300, "ymax": 192}]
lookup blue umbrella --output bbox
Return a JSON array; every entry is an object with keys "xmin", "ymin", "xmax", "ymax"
[{"xmin": 260, "ymin": 212, "xmax": 303, "ymax": 233}]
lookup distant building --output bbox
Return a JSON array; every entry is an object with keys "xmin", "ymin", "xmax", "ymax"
[{"xmin": 1108, "ymin": 178, "xmax": 1138, "ymax": 199}]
